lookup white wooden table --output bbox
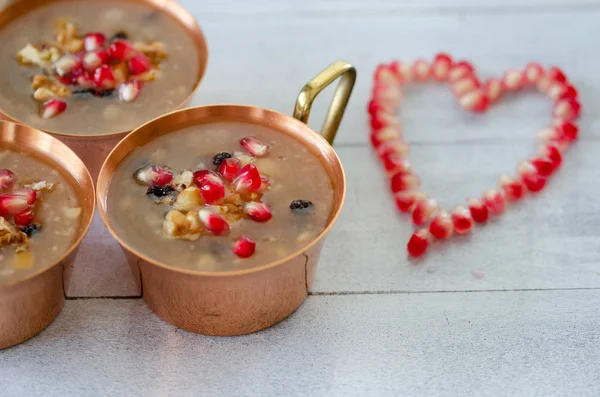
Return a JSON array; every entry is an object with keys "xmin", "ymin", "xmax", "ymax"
[{"xmin": 2, "ymin": 1, "xmax": 600, "ymax": 395}]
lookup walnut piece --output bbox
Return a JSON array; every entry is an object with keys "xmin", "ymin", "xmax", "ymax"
[
  {"xmin": 25, "ymin": 180, "xmax": 57, "ymax": 192},
  {"xmin": 162, "ymin": 210, "xmax": 202, "ymax": 241},
  {"xmin": 134, "ymin": 41, "xmax": 167, "ymax": 64},
  {"xmin": 173, "ymin": 187, "xmax": 203, "ymax": 212},
  {"xmin": 0, "ymin": 217, "xmax": 28, "ymax": 251}
]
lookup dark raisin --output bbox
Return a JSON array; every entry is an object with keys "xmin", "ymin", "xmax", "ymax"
[
  {"xmin": 146, "ymin": 185, "xmax": 175, "ymax": 199},
  {"xmin": 21, "ymin": 224, "xmax": 41, "ymax": 237},
  {"xmin": 92, "ymin": 89, "xmax": 115, "ymax": 98},
  {"xmin": 110, "ymin": 31, "xmax": 129, "ymax": 41},
  {"xmin": 213, "ymin": 152, "xmax": 232, "ymax": 166},
  {"xmin": 290, "ymin": 200, "xmax": 314, "ymax": 214}
]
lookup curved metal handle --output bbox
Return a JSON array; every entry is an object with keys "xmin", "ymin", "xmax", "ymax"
[{"xmin": 293, "ymin": 61, "xmax": 356, "ymax": 145}]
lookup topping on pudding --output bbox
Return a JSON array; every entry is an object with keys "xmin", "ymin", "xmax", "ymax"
[
  {"xmin": 16, "ymin": 20, "xmax": 167, "ymax": 119},
  {"xmin": 290, "ymin": 200, "xmax": 314, "ymax": 214}
]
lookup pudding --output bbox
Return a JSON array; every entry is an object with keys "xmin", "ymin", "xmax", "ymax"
[{"xmin": 105, "ymin": 122, "xmax": 335, "ymax": 271}]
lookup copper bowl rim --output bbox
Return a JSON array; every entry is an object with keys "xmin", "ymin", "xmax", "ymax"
[
  {"xmin": 0, "ymin": 0, "xmax": 208, "ymax": 138},
  {"xmin": 96, "ymin": 104, "xmax": 347, "ymax": 278},
  {"xmin": 0, "ymin": 120, "xmax": 96, "ymax": 288}
]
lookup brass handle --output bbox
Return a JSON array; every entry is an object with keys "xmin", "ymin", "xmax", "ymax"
[{"xmin": 293, "ymin": 61, "xmax": 356, "ymax": 145}]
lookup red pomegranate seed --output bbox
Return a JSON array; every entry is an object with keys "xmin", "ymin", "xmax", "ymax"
[
  {"xmin": 536, "ymin": 76, "xmax": 552, "ymax": 94},
  {"xmin": 547, "ymin": 83, "xmax": 568, "ymax": 101},
  {"xmin": 233, "ymin": 235, "xmax": 256, "ymax": 258},
  {"xmin": 244, "ymin": 201, "xmax": 273, "ymax": 222},
  {"xmin": 498, "ymin": 174, "xmax": 525, "ymax": 201},
  {"xmin": 135, "ymin": 165, "xmax": 173, "ymax": 186},
  {"xmin": 452, "ymin": 76, "xmax": 480, "ymax": 97},
  {"xmin": 199, "ymin": 209, "xmax": 230, "ymax": 236},
  {"xmin": 448, "ymin": 60, "xmax": 474, "ymax": 82},
  {"xmin": 377, "ymin": 141, "xmax": 409, "ymax": 159},
  {"xmin": 0, "ymin": 193, "xmax": 29, "ymax": 216},
  {"xmin": 395, "ymin": 191, "xmax": 426, "ymax": 213},
  {"xmin": 529, "ymin": 157, "xmax": 555, "ymax": 177},
  {"xmin": 484, "ymin": 78, "xmax": 503, "ymax": 104},
  {"xmin": 109, "ymin": 40, "xmax": 135, "ymax": 61},
  {"xmin": 367, "ymin": 99, "xmax": 384, "ymax": 116},
  {"xmin": 390, "ymin": 60, "xmax": 412, "ymax": 83},
  {"xmin": 407, "ymin": 229, "xmax": 430, "ymax": 258},
  {"xmin": 547, "ymin": 66, "xmax": 567, "ymax": 83},
  {"xmin": 128, "ymin": 53, "xmax": 152, "ymax": 75},
  {"xmin": 219, "ymin": 157, "xmax": 241, "ymax": 182},
  {"xmin": 13, "ymin": 208, "xmax": 33, "ymax": 226},
  {"xmin": 370, "ymin": 112, "xmax": 401, "ymax": 133},
  {"xmin": 459, "ymin": 91, "xmax": 489, "ymax": 113},
  {"xmin": 93, "ymin": 65, "xmax": 116, "ymax": 89},
  {"xmin": 371, "ymin": 127, "xmax": 401, "ymax": 147},
  {"xmin": 553, "ymin": 97, "xmax": 581, "ymax": 121},
  {"xmin": 232, "ymin": 164, "xmax": 262, "ymax": 192},
  {"xmin": 82, "ymin": 50, "xmax": 109, "ymax": 72},
  {"xmin": 524, "ymin": 63, "xmax": 544, "ymax": 84},
  {"xmin": 518, "ymin": 161, "xmax": 547, "ymax": 192},
  {"xmin": 555, "ymin": 121, "xmax": 578, "ymax": 142},
  {"xmin": 84, "ymin": 32, "xmax": 106, "ymax": 52},
  {"xmin": 192, "ymin": 170, "xmax": 219, "ymax": 187},
  {"xmin": 54, "ymin": 54, "xmax": 82, "ymax": 76},
  {"xmin": 412, "ymin": 59, "xmax": 431, "ymax": 81},
  {"xmin": 382, "ymin": 152, "xmax": 410, "ymax": 175},
  {"xmin": 467, "ymin": 197, "xmax": 489, "ymax": 223},
  {"xmin": 429, "ymin": 210, "xmax": 453, "ymax": 239},
  {"xmin": 538, "ymin": 143, "xmax": 563, "ymax": 169},
  {"xmin": 374, "ymin": 64, "xmax": 398, "ymax": 84},
  {"xmin": 41, "ymin": 99, "xmax": 67, "ymax": 119},
  {"xmin": 14, "ymin": 187, "xmax": 36, "ymax": 205},
  {"xmin": 557, "ymin": 85, "xmax": 578, "ymax": 101},
  {"xmin": 502, "ymin": 69, "xmax": 525, "ymax": 90},
  {"xmin": 199, "ymin": 177, "xmax": 225, "ymax": 205},
  {"xmin": 432, "ymin": 53, "xmax": 453, "ymax": 81},
  {"xmin": 412, "ymin": 198, "xmax": 439, "ymax": 225},
  {"xmin": 372, "ymin": 83, "xmax": 402, "ymax": 106},
  {"xmin": 258, "ymin": 175, "xmax": 272, "ymax": 192},
  {"xmin": 390, "ymin": 172, "xmax": 420, "ymax": 193},
  {"xmin": 0, "ymin": 169, "xmax": 16, "ymax": 190},
  {"xmin": 450, "ymin": 206, "xmax": 474, "ymax": 234},
  {"xmin": 240, "ymin": 136, "xmax": 270, "ymax": 157},
  {"xmin": 74, "ymin": 70, "xmax": 95, "ymax": 88},
  {"xmin": 118, "ymin": 80, "xmax": 143, "ymax": 103},
  {"xmin": 482, "ymin": 189, "xmax": 506, "ymax": 215}
]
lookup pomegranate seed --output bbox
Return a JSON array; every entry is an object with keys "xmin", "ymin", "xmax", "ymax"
[
  {"xmin": 432, "ymin": 53, "xmax": 453, "ymax": 81},
  {"xmin": 219, "ymin": 157, "xmax": 241, "ymax": 182},
  {"xmin": 429, "ymin": 211, "xmax": 453, "ymax": 239},
  {"xmin": 199, "ymin": 209, "xmax": 230, "ymax": 236},
  {"xmin": 547, "ymin": 83, "xmax": 569, "ymax": 101},
  {"xmin": 482, "ymin": 189, "xmax": 506, "ymax": 215},
  {"xmin": 367, "ymin": 99, "xmax": 384, "ymax": 116},
  {"xmin": 484, "ymin": 78, "xmax": 503, "ymax": 103},
  {"xmin": 240, "ymin": 136, "xmax": 270, "ymax": 157},
  {"xmin": 502, "ymin": 70, "xmax": 525, "ymax": 90},
  {"xmin": 84, "ymin": 32, "xmax": 106, "ymax": 52},
  {"xmin": 555, "ymin": 121, "xmax": 578, "ymax": 142},
  {"xmin": 258, "ymin": 175, "xmax": 272, "ymax": 192},
  {"xmin": 524, "ymin": 63, "xmax": 544, "ymax": 84},
  {"xmin": 109, "ymin": 40, "xmax": 135, "ymax": 61},
  {"xmin": 452, "ymin": 76, "xmax": 480, "ymax": 97},
  {"xmin": 459, "ymin": 91, "xmax": 489, "ymax": 113},
  {"xmin": 371, "ymin": 127, "xmax": 401, "ymax": 147},
  {"xmin": 0, "ymin": 169, "xmax": 16, "ymax": 190},
  {"xmin": 498, "ymin": 174, "xmax": 525, "ymax": 201},
  {"xmin": 390, "ymin": 60, "xmax": 413, "ymax": 83},
  {"xmin": 128, "ymin": 53, "xmax": 152, "ymax": 75},
  {"xmin": 374, "ymin": 64, "xmax": 398, "ymax": 84},
  {"xmin": 192, "ymin": 170, "xmax": 219, "ymax": 187},
  {"xmin": 0, "ymin": 193, "xmax": 29, "ymax": 216},
  {"xmin": 412, "ymin": 198, "xmax": 439, "ymax": 225},
  {"xmin": 13, "ymin": 208, "xmax": 33, "ymax": 226},
  {"xmin": 390, "ymin": 172, "xmax": 420, "ymax": 193},
  {"xmin": 529, "ymin": 157, "xmax": 555, "ymax": 177},
  {"xmin": 412, "ymin": 59, "xmax": 431, "ymax": 81},
  {"xmin": 372, "ymin": 83, "xmax": 402, "ymax": 106},
  {"xmin": 41, "ymin": 99, "xmax": 67, "ymax": 119},
  {"xmin": 74, "ymin": 71, "xmax": 95, "ymax": 88},
  {"xmin": 536, "ymin": 126, "xmax": 559, "ymax": 143},
  {"xmin": 395, "ymin": 191, "xmax": 427, "ymax": 213},
  {"xmin": 377, "ymin": 141, "xmax": 409, "ymax": 159},
  {"xmin": 448, "ymin": 60, "xmax": 474, "ymax": 82},
  {"xmin": 518, "ymin": 161, "xmax": 546, "ymax": 192},
  {"xmin": 118, "ymin": 80, "xmax": 142, "ymax": 103},
  {"xmin": 82, "ymin": 50, "xmax": 109, "ymax": 72},
  {"xmin": 135, "ymin": 165, "xmax": 173, "ymax": 187},
  {"xmin": 233, "ymin": 236, "xmax": 256, "ymax": 258},
  {"xmin": 536, "ymin": 76, "xmax": 552, "ymax": 94},
  {"xmin": 199, "ymin": 177, "xmax": 225, "ymax": 205},
  {"xmin": 232, "ymin": 164, "xmax": 262, "ymax": 192},
  {"xmin": 370, "ymin": 112, "xmax": 401, "ymax": 133},
  {"xmin": 553, "ymin": 98, "xmax": 581, "ymax": 121},
  {"xmin": 407, "ymin": 229, "xmax": 430, "ymax": 258},
  {"xmin": 538, "ymin": 143, "xmax": 563, "ymax": 169},
  {"xmin": 547, "ymin": 66, "xmax": 567, "ymax": 83},
  {"xmin": 557, "ymin": 85, "xmax": 578, "ymax": 101},
  {"xmin": 14, "ymin": 187, "xmax": 36, "ymax": 205},
  {"xmin": 93, "ymin": 65, "xmax": 116, "ymax": 89},
  {"xmin": 467, "ymin": 197, "xmax": 489, "ymax": 223},
  {"xmin": 54, "ymin": 54, "xmax": 82, "ymax": 76},
  {"xmin": 382, "ymin": 152, "xmax": 410, "ymax": 175},
  {"xmin": 450, "ymin": 206, "xmax": 474, "ymax": 234},
  {"xmin": 244, "ymin": 201, "xmax": 273, "ymax": 222}
]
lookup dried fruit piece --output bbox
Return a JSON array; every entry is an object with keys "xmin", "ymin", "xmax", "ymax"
[
  {"xmin": 84, "ymin": 32, "xmax": 107, "ymax": 52},
  {"xmin": 219, "ymin": 157, "xmax": 241, "ymax": 182},
  {"xmin": 467, "ymin": 197, "xmax": 489, "ymax": 223},
  {"xmin": 21, "ymin": 224, "xmax": 40, "ymax": 237},
  {"xmin": 412, "ymin": 198, "xmax": 439, "ymax": 225},
  {"xmin": 390, "ymin": 172, "xmax": 420, "ymax": 193},
  {"xmin": 482, "ymin": 189, "xmax": 506, "ymax": 215},
  {"xmin": 128, "ymin": 53, "xmax": 152, "ymax": 75},
  {"xmin": 244, "ymin": 201, "xmax": 273, "ymax": 222},
  {"xmin": 0, "ymin": 169, "xmax": 16, "ymax": 190},
  {"xmin": 134, "ymin": 165, "xmax": 173, "ymax": 186},
  {"xmin": 199, "ymin": 209, "xmax": 230, "ymax": 235},
  {"xmin": 407, "ymin": 229, "xmax": 430, "ymax": 258},
  {"xmin": 0, "ymin": 194, "xmax": 29, "ymax": 216},
  {"xmin": 13, "ymin": 208, "xmax": 33, "ymax": 226},
  {"xmin": 429, "ymin": 211, "xmax": 453, "ymax": 239},
  {"xmin": 213, "ymin": 152, "xmax": 232, "ymax": 166},
  {"xmin": 498, "ymin": 174, "xmax": 525, "ymax": 201},
  {"xmin": 14, "ymin": 187, "xmax": 36, "ymax": 205},
  {"xmin": 232, "ymin": 164, "xmax": 261, "ymax": 192},
  {"xmin": 109, "ymin": 40, "xmax": 135, "ymax": 61},
  {"xmin": 450, "ymin": 206, "xmax": 474, "ymax": 234},
  {"xmin": 241, "ymin": 136, "xmax": 270, "ymax": 157},
  {"xmin": 290, "ymin": 199, "xmax": 314, "ymax": 214},
  {"xmin": 233, "ymin": 236, "xmax": 256, "ymax": 258},
  {"xmin": 41, "ymin": 99, "xmax": 67, "ymax": 119},
  {"xmin": 394, "ymin": 191, "xmax": 426, "ymax": 213},
  {"xmin": 118, "ymin": 80, "xmax": 142, "ymax": 103},
  {"xmin": 146, "ymin": 185, "xmax": 175, "ymax": 199}
]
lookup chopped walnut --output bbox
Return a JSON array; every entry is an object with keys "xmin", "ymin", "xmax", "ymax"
[
  {"xmin": 55, "ymin": 21, "xmax": 83, "ymax": 53},
  {"xmin": 33, "ymin": 87, "xmax": 56, "ymax": 102},
  {"xmin": 131, "ymin": 69, "xmax": 158, "ymax": 82},
  {"xmin": 173, "ymin": 170, "xmax": 194, "ymax": 191},
  {"xmin": 134, "ymin": 41, "xmax": 167, "ymax": 64},
  {"xmin": 17, "ymin": 44, "xmax": 45, "ymax": 66},
  {"xmin": 25, "ymin": 180, "xmax": 57, "ymax": 192},
  {"xmin": 173, "ymin": 187, "xmax": 203, "ymax": 212},
  {"xmin": 31, "ymin": 76, "xmax": 70, "ymax": 101},
  {"xmin": 162, "ymin": 210, "xmax": 202, "ymax": 241},
  {"xmin": 111, "ymin": 63, "xmax": 129, "ymax": 84},
  {"xmin": 32, "ymin": 75, "xmax": 48, "ymax": 89},
  {"xmin": 0, "ymin": 217, "xmax": 28, "ymax": 251}
]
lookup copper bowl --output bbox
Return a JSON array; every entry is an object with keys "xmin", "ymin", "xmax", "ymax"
[
  {"xmin": 97, "ymin": 61, "xmax": 356, "ymax": 336},
  {"xmin": 0, "ymin": 0, "xmax": 208, "ymax": 181},
  {"xmin": 0, "ymin": 121, "xmax": 95, "ymax": 349}
]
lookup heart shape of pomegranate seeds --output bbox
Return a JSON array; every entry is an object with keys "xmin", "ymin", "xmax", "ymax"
[{"xmin": 368, "ymin": 53, "xmax": 581, "ymax": 258}]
